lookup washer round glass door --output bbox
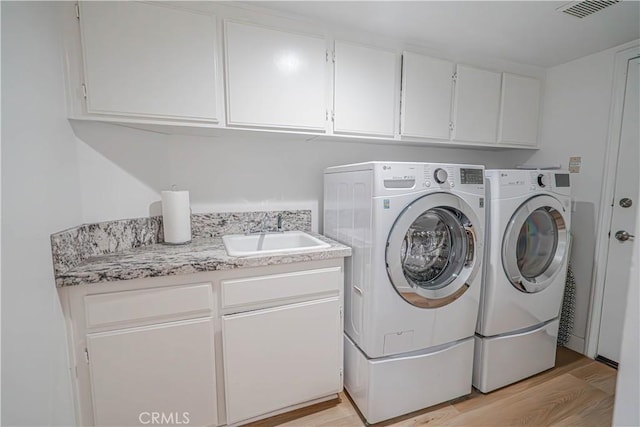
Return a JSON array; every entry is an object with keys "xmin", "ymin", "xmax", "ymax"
[
  {"xmin": 502, "ymin": 195, "xmax": 568, "ymax": 293},
  {"xmin": 386, "ymin": 193, "xmax": 482, "ymax": 308}
]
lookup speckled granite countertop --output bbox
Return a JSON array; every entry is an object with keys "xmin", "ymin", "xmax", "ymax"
[{"xmin": 55, "ymin": 232, "xmax": 351, "ymax": 287}]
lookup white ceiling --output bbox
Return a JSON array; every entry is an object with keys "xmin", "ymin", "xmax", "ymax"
[{"xmin": 244, "ymin": 1, "xmax": 640, "ymax": 68}]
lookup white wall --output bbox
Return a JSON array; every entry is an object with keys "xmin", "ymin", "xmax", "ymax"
[
  {"xmin": 526, "ymin": 41, "xmax": 638, "ymax": 351},
  {"xmin": 1, "ymin": 2, "xmax": 81, "ymax": 425},
  {"xmin": 71, "ymin": 121, "xmax": 537, "ymax": 225}
]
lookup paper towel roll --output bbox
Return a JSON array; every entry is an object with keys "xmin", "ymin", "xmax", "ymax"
[{"xmin": 161, "ymin": 190, "xmax": 191, "ymax": 244}]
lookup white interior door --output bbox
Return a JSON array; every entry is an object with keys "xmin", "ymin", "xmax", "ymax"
[{"xmin": 598, "ymin": 57, "xmax": 640, "ymax": 364}]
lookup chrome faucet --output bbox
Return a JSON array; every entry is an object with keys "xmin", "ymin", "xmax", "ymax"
[
  {"xmin": 245, "ymin": 213, "xmax": 284, "ymax": 235},
  {"xmin": 260, "ymin": 212, "xmax": 269, "ymax": 233}
]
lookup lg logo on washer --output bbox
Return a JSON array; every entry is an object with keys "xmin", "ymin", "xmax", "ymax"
[{"xmin": 499, "ymin": 172, "xmax": 525, "ymax": 186}]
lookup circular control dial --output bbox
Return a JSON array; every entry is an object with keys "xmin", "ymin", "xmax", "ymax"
[
  {"xmin": 537, "ymin": 174, "xmax": 547, "ymax": 188},
  {"xmin": 434, "ymin": 168, "xmax": 448, "ymax": 184}
]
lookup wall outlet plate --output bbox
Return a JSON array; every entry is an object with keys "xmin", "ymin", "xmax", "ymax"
[{"xmin": 569, "ymin": 156, "xmax": 581, "ymax": 173}]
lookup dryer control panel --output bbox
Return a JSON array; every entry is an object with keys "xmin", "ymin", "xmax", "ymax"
[
  {"xmin": 529, "ymin": 171, "xmax": 571, "ymax": 196},
  {"xmin": 488, "ymin": 169, "xmax": 571, "ymax": 200}
]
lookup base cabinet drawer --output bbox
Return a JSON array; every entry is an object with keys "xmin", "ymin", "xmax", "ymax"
[
  {"xmin": 222, "ymin": 297, "xmax": 343, "ymax": 424},
  {"xmin": 87, "ymin": 318, "xmax": 217, "ymax": 426}
]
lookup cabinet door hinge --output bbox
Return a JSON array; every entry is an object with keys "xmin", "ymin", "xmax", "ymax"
[
  {"xmin": 452, "ymin": 72, "xmax": 457, "ymax": 81},
  {"xmin": 339, "ymin": 368, "xmax": 343, "ymax": 380},
  {"xmin": 449, "ymin": 121, "xmax": 454, "ymax": 131},
  {"xmin": 332, "ymin": 51, "xmax": 336, "ymax": 63},
  {"xmin": 331, "ymin": 111, "xmax": 335, "ymax": 122},
  {"xmin": 84, "ymin": 348, "xmax": 89, "ymax": 364},
  {"xmin": 339, "ymin": 306, "xmax": 343, "ymax": 320},
  {"xmin": 81, "ymin": 83, "xmax": 87, "ymax": 99},
  {"xmin": 75, "ymin": 3, "xmax": 80, "ymax": 20}
]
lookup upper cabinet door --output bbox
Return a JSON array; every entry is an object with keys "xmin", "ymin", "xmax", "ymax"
[
  {"xmin": 499, "ymin": 73, "xmax": 542, "ymax": 146},
  {"xmin": 452, "ymin": 65, "xmax": 502, "ymax": 143},
  {"xmin": 225, "ymin": 22, "xmax": 327, "ymax": 131},
  {"xmin": 79, "ymin": 2, "xmax": 218, "ymax": 122},
  {"xmin": 333, "ymin": 41, "xmax": 398, "ymax": 137},
  {"xmin": 401, "ymin": 52, "xmax": 454, "ymax": 140}
]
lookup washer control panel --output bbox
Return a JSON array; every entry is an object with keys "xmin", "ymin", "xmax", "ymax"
[
  {"xmin": 420, "ymin": 164, "xmax": 484, "ymax": 193},
  {"xmin": 434, "ymin": 168, "xmax": 448, "ymax": 184}
]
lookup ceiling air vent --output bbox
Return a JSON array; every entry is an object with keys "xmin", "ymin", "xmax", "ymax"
[{"xmin": 557, "ymin": 0, "xmax": 620, "ymax": 18}]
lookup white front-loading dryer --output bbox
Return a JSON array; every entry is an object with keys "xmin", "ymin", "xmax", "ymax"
[
  {"xmin": 474, "ymin": 169, "xmax": 571, "ymax": 393},
  {"xmin": 324, "ymin": 161, "xmax": 485, "ymax": 423}
]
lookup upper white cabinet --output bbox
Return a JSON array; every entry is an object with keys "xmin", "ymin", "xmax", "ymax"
[
  {"xmin": 65, "ymin": 3, "xmax": 540, "ymax": 148},
  {"xmin": 498, "ymin": 73, "xmax": 542, "ymax": 146},
  {"xmin": 224, "ymin": 21, "xmax": 327, "ymax": 131},
  {"xmin": 452, "ymin": 65, "xmax": 502, "ymax": 143},
  {"xmin": 401, "ymin": 52, "xmax": 454, "ymax": 140},
  {"xmin": 333, "ymin": 41, "xmax": 398, "ymax": 137},
  {"xmin": 78, "ymin": 2, "xmax": 219, "ymax": 122}
]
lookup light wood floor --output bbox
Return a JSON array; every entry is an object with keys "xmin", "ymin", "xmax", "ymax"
[{"xmin": 248, "ymin": 348, "xmax": 617, "ymax": 427}]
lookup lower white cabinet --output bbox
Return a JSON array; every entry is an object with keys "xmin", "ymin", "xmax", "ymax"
[
  {"xmin": 61, "ymin": 259, "xmax": 345, "ymax": 426},
  {"xmin": 222, "ymin": 297, "xmax": 343, "ymax": 424},
  {"xmin": 87, "ymin": 319, "xmax": 217, "ymax": 427}
]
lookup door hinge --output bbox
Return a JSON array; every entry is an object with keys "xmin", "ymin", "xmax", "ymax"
[
  {"xmin": 326, "ymin": 50, "xmax": 335, "ymax": 63},
  {"xmin": 81, "ymin": 83, "xmax": 87, "ymax": 99},
  {"xmin": 452, "ymin": 72, "xmax": 457, "ymax": 81},
  {"xmin": 84, "ymin": 348, "xmax": 89, "ymax": 364},
  {"xmin": 326, "ymin": 50, "xmax": 329, "ymax": 62},
  {"xmin": 339, "ymin": 306, "xmax": 343, "ymax": 320},
  {"xmin": 75, "ymin": 3, "xmax": 80, "ymax": 20},
  {"xmin": 339, "ymin": 368, "xmax": 343, "ymax": 381},
  {"xmin": 449, "ymin": 121, "xmax": 454, "ymax": 131},
  {"xmin": 331, "ymin": 111, "xmax": 335, "ymax": 122}
]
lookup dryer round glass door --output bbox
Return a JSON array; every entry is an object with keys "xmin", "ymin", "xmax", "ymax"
[
  {"xmin": 386, "ymin": 193, "xmax": 482, "ymax": 308},
  {"xmin": 502, "ymin": 194, "xmax": 568, "ymax": 293}
]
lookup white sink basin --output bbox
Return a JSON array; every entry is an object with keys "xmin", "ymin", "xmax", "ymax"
[{"xmin": 222, "ymin": 231, "xmax": 331, "ymax": 257}]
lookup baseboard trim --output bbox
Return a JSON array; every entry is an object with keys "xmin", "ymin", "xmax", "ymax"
[{"xmin": 564, "ymin": 334, "xmax": 585, "ymax": 354}]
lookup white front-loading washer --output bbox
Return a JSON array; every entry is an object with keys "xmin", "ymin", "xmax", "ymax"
[
  {"xmin": 324, "ymin": 162, "xmax": 485, "ymax": 423},
  {"xmin": 473, "ymin": 169, "xmax": 571, "ymax": 393}
]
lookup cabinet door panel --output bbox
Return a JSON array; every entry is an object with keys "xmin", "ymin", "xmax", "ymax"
[
  {"xmin": 452, "ymin": 65, "xmax": 501, "ymax": 143},
  {"xmin": 499, "ymin": 73, "xmax": 541, "ymax": 146},
  {"xmin": 401, "ymin": 52, "xmax": 454, "ymax": 139},
  {"xmin": 87, "ymin": 319, "xmax": 217, "ymax": 426},
  {"xmin": 223, "ymin": 297, "xmax": 342, "ymax": 424},
  {"xmin": 334, "ymin": 42, "xmax": 398, "ymax": 136},
  {"xmin": 225, "ymin": 21, "xmax": 326, "ymax": 130},
  {"xmin": 79, "ymin": 2, "xmax": 218, "ymax": 121}
]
